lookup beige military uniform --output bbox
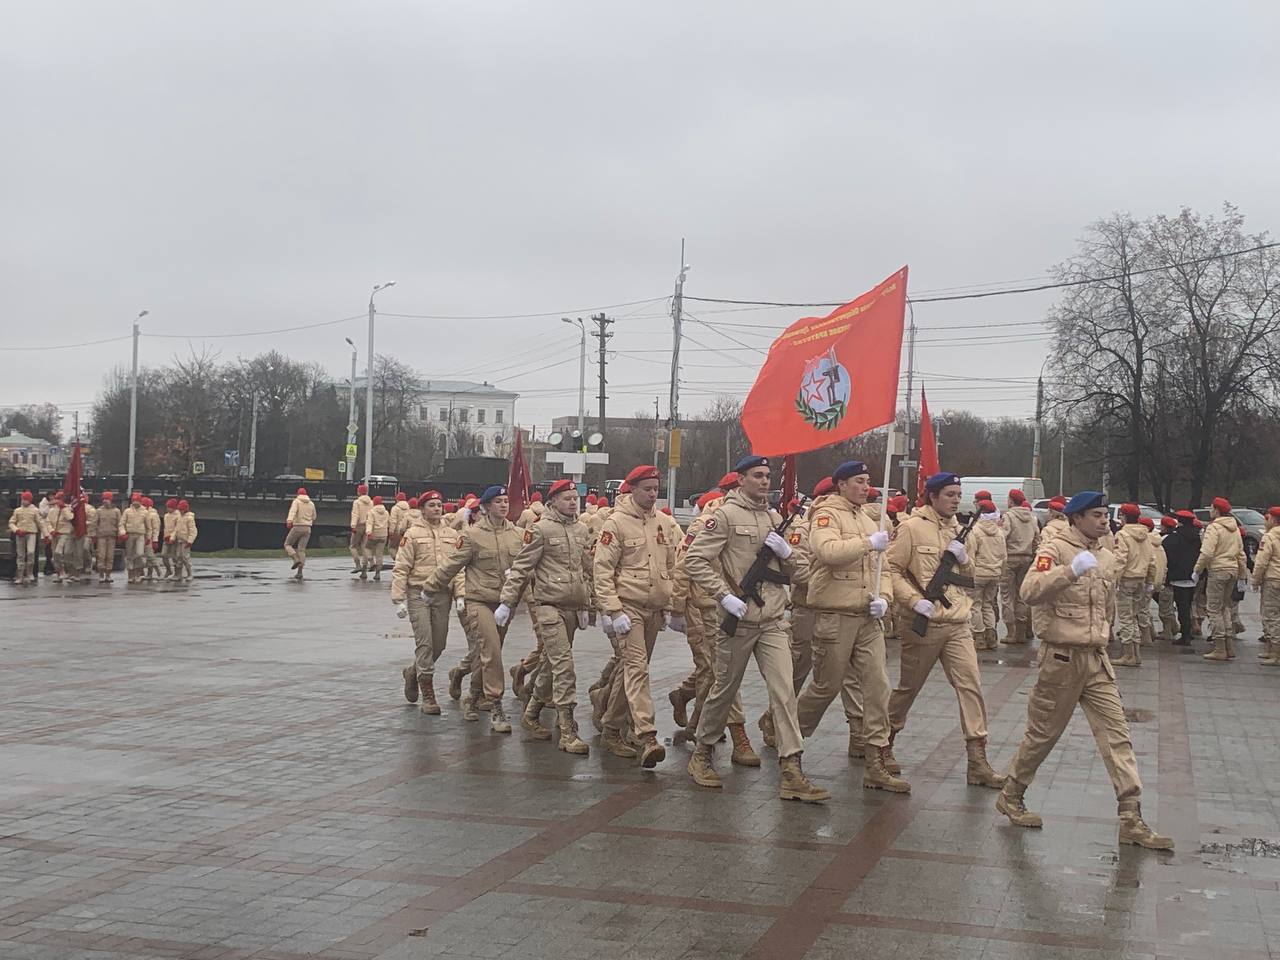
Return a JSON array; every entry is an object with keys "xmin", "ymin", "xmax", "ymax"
[
  {"xmin": 143, "ymin": 506, "xmax": 163, "ymax": 579},
  {"xmin": 392, "ymin": 516, "xmax": 462, "ymax": 683},
  {"xmin": 48, "ymin": 503, "xmax": 75, "ymax": 578},
  {"xmin": 968, "ymin": 515, "xmax": 1006, "ymax": 641},
  {"xmin": 388, "ymin": 498, "xmax": 410, "ymax": 547},
  {"xmin": 1001, "ymin": 504, "xmax": 1040, "ymax": 640},
  {"xmin": 94, "ymin": 504, "xmax": 122, "ymax": 578},
  {"xmin": 349, "ymin": 494, "xmax": 373, "ymax": 571},
  {"xmin": 684, "ymin": 489, "xmax": 804, "ymax": 757},
  {"xmin": 1153, "ymin": 534, "xmax": 1176, "ymax": 639},
  {"xmin": 76, "ymin": 502, "xmax": 95, "ymax": 575},
  {"xmin": 284, "ymin": 494, "xmax": 316, "ymax": 566},
  {"xmin": 365, "ymin": 503, "xmax": 391, "ymax": 577},
  {"xmin": 1008, "ymin": 525, "xmax": 1142, "ymax": 804},
  {"xmin": 1113, "ymin": 522, "xmax": 1156, "ymax": 651},
  {"xmin": 886, "ymin": 505, "xmax": 989, "ymax": 742},
  {"xmin": 1194, "ymin": 514, "xmax": 1246, "ymax": 645},
  {"xmin": 171, "ymin": 510, "xmax": 197, "ymax": 580},
  {"xmin": 120, "ymin": 503, "xmax": 149, "ymax": 580},
  {"xmin": 516, "ymin": 502, "xmax": 545, "ymax": 528},
  {"xmin": 8, "ymin": 503, "xmax": 46, "ymax": 582},
  {"xmin": 593, "ymin": 497, "xmax": 675, "ymax": 738},
  {"xmin": 1251, "ymin": 525, "xmax": 1280, "ymax": 660},
  {"xmin": 1040, "ymin": 515, "xmax": 1068, "ymax": 547},
  {"xmin": 501, "ymin": 504, "xmax": 594, "ymax": 709},
  {"xmin": 427, "ymin": 513, "xmax": 523, "ymax": 701},
  {"xmin": 796, "ymin": 494, "xmax": 893, "ymax": 747},
  {"xmin": 162, "ymin": 508, "xmax": 181, "ymax": 576}
]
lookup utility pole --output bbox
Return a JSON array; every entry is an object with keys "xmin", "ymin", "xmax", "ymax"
[
  {"xmin": 563, "ymin": 317, "xmax": 587, "ymax": 438},
  {"xmin": 1031, "ymin": 373, "xmax": 1044, "ymax": 478},
  {"xmin": 590, "ymin": 313, "xmax": 613, "ymax": 440},
  {"xmin": 344, "ymin": 338, "xmax": 358, "ymax": 481},
  {"xmin": 73, "ymin": 411, "xmax": 79, "ymax": 443},
  {"xmin": 365, "ymin": 281, "xmax": 396, "ymax": 483},
  {"xmin": 899, "ymin": 311, "xmax": 916, "ymax": 495},
  {"xmin": 668, "ymin": 241, "xmax": 689, "ymax": 509},
  {"xmin": 127, "ymin": 310, "xmax": 147, "ymax": 496},
  {"xmin": 1058, "ymin": 434, "xmax": 1066, "ymax": 496},
  {"xmin": 247, "ymin": 393, "xmax": 260, "ymax": 478}
]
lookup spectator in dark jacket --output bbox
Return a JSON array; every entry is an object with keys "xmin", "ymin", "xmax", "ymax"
[{"xmin": 1164, "ymin": 512, "xmax": 1201, "ymax": 645}]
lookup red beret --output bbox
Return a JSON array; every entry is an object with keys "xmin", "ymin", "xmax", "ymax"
[
  {"xmin": 1138, "ymin": 517, "xmax": 1154, "ymax": 530},
  {"xmin": 660, "ymin": 506, "xmax": 672, "ymax": 515},
  {"xmin": 356, "ymin": 484, "xmax": 368, "ymax": 495},
  {"xmin": 887, "ymin": 494, "xmax": 909, "ymax": 514},
  {"xmin": 371, "ymin": 495, "xmax": 382, "ymax": 506},
  {"xmin": 618, "ymin": 481, "xmax": 631, "ymax": 494},
  {"xmin": 586, "ymin": 493, "xmax": 598, "ymax": 504},
  {"xmin": 1120, "ymin": 503, "xmax": 1141, "ymax": 520},
  {"xmin": 1008, "ymin": 489, "xmax": 1026, "ymax": 504},
  {"xmin": 408, "ymin": 497, "xmax": 419, "ymax": 508},
  {"xmin": 395, "ymin": 491, "xmax": 406, "ymax": 501},
  {"xmin": 1160, "ymin": 516, "xmax": 1177, "ymax": 530},
  {"xmin": 101, "ymin": 491, "xmax": 113, "ymax": 501},
  {"xmin": 977, "ymin": 499, "xmax": 997, "ymax": 513},
  {"xmin": 547, "ymin": 479, "xmax": 575, "ymax": 498},
  {"xmin": 1048, "ymin": 496, "xmax": 1066, "ymax": 510},
  {"xmin": 625, "ymin": 464, "xmax": 660, "ymax": 485},
  {"xmin": 598, "ymin": 497, "xmax": 610, "ymax": 507},
  {"xmin": 142, "ymin": 497, "xmax": 153, "ymax": 508},
  {"xmin": 444, "ymin": 502, "xmax": 457, "ymax": 513},
  {"xmin": 812, "ymin": 476, "xmax": 836, "ymax": 498},
  {"xmin": 177, "ymin": 499, "xmax": 190, "ymax": 510},
  {"xmin": 1212, "ymin": 496, "xmax": 1231, "ymax": 514},
  {"xmin": 1268, "ymin": 506, "xmax": 1280, "ymax": 519},
  {"xmin": 297, "ymin": 487, "xmax": 307, "ymax": 496},
  {"xmin": 421, "ymin": 490, "xmax": 442, "ymax": 502},
  {"xmin": 696, "ymin": 490, "xmax": 721, "ymax": 510},
  {"xmin": 1174, "ymin": 509, "xmax": 1196, "ymax": 521},
  {"xmin": 530, "ymin": 491, "xmax": 543, "ymax": 503},
  {"xmin": 20, "ymin": 491, "xmax": 33, "ymax": 501},
  {"xmin": 717, "ymin": 472, "xmax": 740, "ymax": 491},
  {"xmin": 867, "ymin": 487, "xmax": 880, "ymax": 500},
  {"xmin": 975, "ymin": 489, "xmax": 991, "ymax": 500},
  {"xmin": 131, "ymin": 492, "xmax": 142, "ymax": 502},
  {"xmin": 166, "ymin": 498, "xmax": 178, "ymax": 509}
]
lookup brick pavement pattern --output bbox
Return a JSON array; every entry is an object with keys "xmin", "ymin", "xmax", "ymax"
[{"xmin": 2, "ymin": 558, "xmax": 1279, "ymax": 959}]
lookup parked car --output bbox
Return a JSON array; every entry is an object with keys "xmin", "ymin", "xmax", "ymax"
[{"xmin": 1192, "ymin": 507, "xmax": 1265, "ymax": 564}]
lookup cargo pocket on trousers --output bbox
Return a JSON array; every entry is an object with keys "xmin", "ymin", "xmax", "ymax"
[{"xmin": 814, "ymin": 611, "xmax": 841, "ymax": 642}]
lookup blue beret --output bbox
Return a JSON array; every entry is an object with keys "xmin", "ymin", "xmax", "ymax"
[
  {"xmin": 1064, "ymin": 491, "xmax": 1107, "ymax": 516},
  {"xmin": 733, "ymin": 454, "xmax": 769, "ymax": 474},
  {"xmin": 832, "ymin": 461, "xmax": 869, "ymax": 482},
  {"xmin": 478, "ymin": 484, "xmax": 507, "ymax": 504},
  {"xmin": 924, "ymin": 471, "xmax": 961, "ymax": 493}
]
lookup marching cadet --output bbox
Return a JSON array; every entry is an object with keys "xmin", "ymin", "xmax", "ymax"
[
  {"xmin": 882, "ymin": 494, "xmax": 910, "ymax": 640},
  {"xmin": 407, "ymin": 496, "xmax": 423, "ymax": 527},
  {"xmin": 1001, "ymin": 489, "xmax": 1039, "ymax": 643},
  {"xmin": 388, "ymin": 491, "xmax": 409, "ymax": 550},
  {"xmin": 972, "ymin": 488, "xmax": 992, "ymax": 516},
  {"xmin": 120, "ymin": 493, "xmax": 149, "ymax": 583},
  {"xmin": 1154, "ymin": 516, "xmax": 1179, "ymax": 640},
  {"xmin": 142, "ymin": 498, "xmax": 164, "ymax": 581},
  {"xmin": 1195, "ymin": 497, "xmax": 1247, "ymax": 662},
  {"xmin": 1112, "ymin": 504, "xmax": 1156, "ymax": 667},
  {"xmin": 365, "ymin": 495, "xmax": 390, "ymax": 580},
  {"xmin": 516, "ymin": 491, "xmax": 544, "ymax": 528},
  {"xmin": 1252, "ymin": 507, "xmax": 1280, "ymax": 665},
  {"xmin": 284, "ymin": 487, "xmax": 316, "ymax": 580},
  {"xmin": 93, "ymin": 492, "xmax": 121, "ymax": 584},
  {"xmin": 509, "ymin": 491, "xmax": 548, "ymax": 698},
  {"xmin": 684, "ymin": 454, "xmax": 829, "ymax": 803},
  {"xmin": 997, "ymin": 491, "xmax": 1173, "ymax": 850},
  {"xmin": 77, "ymin": 496, "xmax": 96, "ymax": 579},
  {"xmin": 424, "ymin": 485, "xmax": 522, "ymax": 734},
  {"xmin": 500, "ymin": 479, "xmax": 594, "ymax": 754},
  {"xmin": 48, "ymin": 492, "xmax": 76, "ymax": 582},
  {"xmin": 349, "ymin": 483, "xmax": 373, "ymax": 578},
  {"xmin": 171, "ymin": 500, "xmax": 197, "ymax": 581},
  {"xmin": 1040, "ymin": 497, "xmax": 1068, "ymax": 546},
  {"xmin": 886, "ymin": 472, "xmax": 1005, "ymax": 789},
  {"xmin": 1136, "ymin": 517, "xmax": 1159, "ymax": 645},
  {"xmin": 592, "ymin": 465, "xmax": 676, "ymax": 768},
  {"xmin": 795, "ymin": 461, "xmax": 906, "ymax": 793},
  {"xmin": 968, "ymin": 499, "xmax": 1005, "ymax": 650},
  {"xmin": 391, "ymin": 491, "xmax": 461, "ymax": 715},
  {"xmin": 162, "ymin": 499, "xmax": 181, "ymax": 579},
  {"xmin": 8, "ymin": 491, "xmax": 46, "ymax": 584}
]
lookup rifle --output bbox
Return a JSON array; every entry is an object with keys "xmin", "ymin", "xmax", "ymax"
[
  {"xmin": 910, "ymin": 513, "xmax": 978, "ymax": 636},
  {"xmin": 721, "ymin": 504, "xmax": 800, "ymax": 637}
]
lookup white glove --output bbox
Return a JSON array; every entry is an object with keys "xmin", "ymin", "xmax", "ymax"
[
  {"xmin": 912, "ymin": 598, "xmax": 935, "ymax": 619},
  {"xmin": 503, "ymin": 568, "xmax": 513, "ymax": 581},
  {"xmin": 1070, "ymin": 551, "xmax": 1098, "ymax": 578},
  {"xmin": 577, "ymin": 610, "xmax": 590, "ymax": 630},
  {"xmin": 493, "ymin": 603, "xmax": 511, "ymax": 627},
  {"xmin": 668, "ymin": 613, "xmax": 687, "ymax": 634},
  {"xmin": 1190, "ymin": 571, "xmax": 1199, "ymax": 586},
  {"xmin": 868, "ymin": 530, "xmax": 890, "ymax": 552},
  {"xmin": 946, "ymin": 540, "xmax": 968, "ymax": 564},
  {"xmin": 460, "ymin": 506, "xmax": 473, "ymax": 523},
  {"xmin": 601, "ymin": 614, "xmax": 615, "ymax": 637},
  {"xmin": 613, "ymin": 613, "xmax": 633, "ymax": 635},
  {"xmin": 1237, "ymin": 578, "xmax": 1248, "ymax": 594},
  {"xmin": 1144, "ymin": 584, "xmax": 1155, "ymax": 597},
  {"xmin": 764, "ymin": 531, "xmax": 792, "ymax": 559},
  {"xmin": 869, "ymin": 597, "xmax": 888, "ymax": 619},
  {"xmin": 394, "ymin": 602, "xmax": 408, "ymax": 619},
  {"xmin": 721, "ymin": 594, "xmax": 748, "ymax": 619},
  {"xmin": 455, "ymin": 597, "xmax": 466, "ymax": 613}
]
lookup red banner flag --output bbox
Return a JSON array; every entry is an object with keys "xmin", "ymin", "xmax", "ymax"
[
  {"xmin": 62, "ymin": 441, "xmax": 87, "ymax": 538},
  {"xmin": 741, "ymin": 267, "xmax": 908, "ymax": 456},
  {"xmin": 915, "ymin": 386, "xmax": 939, "ymax": 506},
  {"xmin": 506, "ymin": 428, "xmax": 531, "ymax": 521}
]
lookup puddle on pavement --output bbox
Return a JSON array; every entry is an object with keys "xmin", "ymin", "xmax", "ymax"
[
  {"xmin": 1123, "ymin": 708, "xmax": 1155, "ymax": 723},
  {"xmin": 1198, "ymin": 838, "xmax": 1280, "ymax": 859}
]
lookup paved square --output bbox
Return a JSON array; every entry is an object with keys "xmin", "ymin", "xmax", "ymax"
[{"xmin": 2, "ymin": 558, "xmax": 1278, "ymax": 958}]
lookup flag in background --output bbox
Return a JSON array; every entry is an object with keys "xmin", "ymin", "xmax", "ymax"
[
  {"xmin": 506, "ymin": 428, "xmax": 531, "ymax": 521},
  {"xmin": 915, "ymin": 386, "xmax": 940, "ymax": 506},
  {"xmin": 741, "ymin": 267, "xmax": 908, "ymax": 456},
  {"xmin": 62, "ymin": 441, "xmax": 86, "ymax": 538}
]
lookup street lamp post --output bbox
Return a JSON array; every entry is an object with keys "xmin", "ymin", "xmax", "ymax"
[
  {"xmin": 344, "ymin": 337, "xmax": 358, "ymax": 480},
  {"xmin": 562, "ymin": 317, "xmax": 587, "ymax": 439},
  {"xmin": 126, "ymin": 309, "xmax": 148, "ymax": 496},
  {"xmin": 364, "ymin": 281, "xmax": 396, "ymax": 482}
]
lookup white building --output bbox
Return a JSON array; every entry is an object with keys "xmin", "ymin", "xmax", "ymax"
[
  {"xmin": 0, "ymin": 432, "xmax": 67, "ymax": 475},
  {"xmin": 340, "ymin": 378, "xmax": 519, "ymax": 457}
]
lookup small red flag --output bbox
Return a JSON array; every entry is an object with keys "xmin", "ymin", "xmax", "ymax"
[
  {"xmin": 506, "ymin": 428, "xmax": 531, "ymax": 521},
  {"xmin": 915, "ymin": 386, "xmax": 940, "ymax": 506},
  {"xmin": 741, "ymin": 268, "xmax": 908, "ymax": 456},
  {"xmin": 62, "ymin": 441, "xmax": 87, "ymax": 538}
]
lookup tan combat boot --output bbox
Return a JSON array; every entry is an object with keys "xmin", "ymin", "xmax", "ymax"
[
  {"xmin": 864, "ymin": 747, "xmax": 910, "ymax": 793},
  {"xmin": 685, "ymin": 700, "xmax": 702, "ymax": 739},
  {"xmin": 1203, "ymin": 638, "xmax": 1229, "ymax": 661},
  {"xmin": 638, "ymin": 731, "xmax": 665, "ymax": 769},
  {"xmin": 447, "ymin": 666, "xmax": 465, "ymax": 701},
  {"xmin": 1133, "ymin": 640, "xmax": 1143, "ymax": 665},
  {"xmin": 883, "ymin": 732, "xmax": 902, "ymax": 774},
  {"xmin": 1113, "ymin": 643, "xmax": 1138, "ymax": 667},
  {"xmin": 995, "ymin": 779, "xmax": 1042, "ymax": 828},
  {"xmin": 418, "ymin": 676, "xmax": 441, "ymax": 716},
  {"xmin": 1260, "ymin": 640, "xmax": 1278, "ymax": 665},
  {"xmin": 1118, "ymin": 799, "xmax": 1174, "ymax": 850},
  {"xmin": 556, "ymin": 706, "xmax": 589, "ymax": 755},
  {"xmin": 758, "ymin": 709, "xmax": 777, "ymax": 749},
  {"xmin": 1224, "ymin": 635, "xmax": 1237, "ymax": 660},
  {"xmin": 461, "ymin": 695, "xmax": 480, "ymax": 721},
  {"xmin": 778, "ymin": 754, "xmax": 830, "ymax": 803},
  {"xmin": 602, "ymin": 725, "xmax": 638, "ymax": 759},
  {"xmin": 588, "ymin": 685, "xmax": 607, "ymax": 731},
  {"xmin": 687, "ymin": 744, "xmax": 721, "ymax": 788},
  {"xmin": 728, "ymin": 723, "xmax": 760, "ymax": 767},
  {"xmin": 521, "ymin": 698, "xmax": 551, "ymax": 740},
  {"xmin": 965, "ymin": 738, "xmax": 1006, "ymax": 789},
  {"xmin": 490, "ymin": 701, "xmax": 512, "ymax": 734},
  {"xmin": 847, "ymin": 720, "xmax": 866, "ymax": 759},
  {"xmin": 1140, "ymin": 620, "xmax": 1154, "ymax": 646},
  {"xmin": 669, "ymin": 687, "xmax": 691, "ymax": 728},
  {"xmin": 402, "ymin": 666, "xmax": 419, "ymax": 704}
]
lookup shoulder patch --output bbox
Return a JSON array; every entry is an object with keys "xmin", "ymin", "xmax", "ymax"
[
  {"xmin": 683, "ymin": 532, "xmax": 695, "ymax": 546},
  {"xmin": 600, "ymin": 531, "xmax": 613, "ymax": 546},
  {"xmin": 523, "ymin": 529, "xmax": 534, "ymax": 544},
  {"xmin": 788, "ymin": 532, "xmax": 802, "ymax": 545},
  {"xmin": 816, "ymin": 515, "xmax": 831, "ymax": 528},
  {"xmin": 456, "ymin": 537, "xmax": 465, "ymax": 550},
  {"xmin": 703, "ymin": 518, "xmax": 716, "ymax": 531},
  {"xmin": 656, "ymin": 528, "xmax": 666, "ymax": 544},
  {"xmin": 1035, "ymin": 555, "xmax": 1053, "ymax": 572}
]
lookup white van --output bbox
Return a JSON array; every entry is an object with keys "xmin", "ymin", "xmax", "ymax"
[{"xmin": 959, "ymin": 476, "xmax": 1045, "ymax": 508}]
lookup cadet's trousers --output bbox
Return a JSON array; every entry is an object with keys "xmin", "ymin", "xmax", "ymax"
[
  {"xmin": 367, "ymin": 537, "xmax": 387, "ymax": 574},
  {"xmin": 796, "ymin": 611, "xmax": 890, "ymax": 747},
  {"xmin": 349, "ymin": 529, "xmax": 366, "ymax": 567},
  {"xmin": 1115, "ymin": 578, "xmax": 1145, "ymax": 644},
  {"xmin": 162, "ymin": 538, "xmax": 177, "ymax": 574},
  {"xmin": 1205, "ymin": 572, "xmax": 1236, "ymax": 641},
  {"xmin": 1156, "ymin": 589, "xmax": 1177, "ymax": 638},
  {"xmin": 453, "ymin": 604, "xmax": 486, "ymax": 699},
  {"xmin": 173, "ymin": 542, "xmax": 191, "ymax": 578},
  {"xmin": 465, "ymin": 599, "xmax": 508, "ymax": 701},
  {"xmin": 518, "ymin": 601, "xmax": 543, "ymax": 673},
  {"xmin": 1001, "ymin": 555, "xmax": 1033, "ymax": 630},
  {"xmin": 1261, "ymin": 582, "xmax": 1280, "ymax": 641},
  {"xmin": 1193, "ymin": 578, "xmax": 1207, "ymax": 632},
  {"xmin": 52, "ymin": 534, "xmax": 72, "ymax": 574},
  {"xmin": 408, "ymin": 591, "xmax": 452, "ymax": 679},
  {"xmin": 889, "ymin": 619, "xmax": 988, "ymax": 740},
  {"xmin": 696, "ymin": 618, "xmax": 804, "ymax": 758},
  {"xmin": 970, "ymin": 579, "xmax": 999, "ymax": 632},
  {"xmin": 14, "ymin": 533, "xmax": 37, "ymax": 577},
  {"xmin": 74, "ymin": 536, "xmax": 92, "ymax": 574},
  {"xmin": 144, "ymin": 540, "xmax": 162, "ymax": 576},
  {"xmin": 789, "ymin": 605, "xmax": 816, "ymax": 692},
  {"xmin": 1006, "ymin": 643, "xmax": 1141, "ymax": 802},
  {"xmin": 125, "ymin": 534, "xmax": 146, "ymax": 575},
  {"xmin": 530, "ymin": 605, "xmax": 580, "ymax": 709},
  {"xmin": 602, "ymin": 605, "xmax": 662, "ymax": 737},
  {"xmin": 678, "ymin": 604, "xmax": 746, "ymax": 724},
  {"xmin": 284, "ymin": 525, "xmax": 311, "ymax": 565},
  {"xmin": 95, "ymin": 536, "xmax": 115, "ymax": 575}
]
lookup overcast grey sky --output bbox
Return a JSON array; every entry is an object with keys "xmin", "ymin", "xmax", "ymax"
[{"xmin": 4, "ymin": 1, "xmax": 1277, "ymax": 439}]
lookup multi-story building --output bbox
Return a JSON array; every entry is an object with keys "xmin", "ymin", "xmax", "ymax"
[
  {"xmin": 0, "ymin": 432, "xmax": 67, "ymax": 475},
  {"xmin": 340, "ymin": 378, "xmax": 519, "ymax": 458}
]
